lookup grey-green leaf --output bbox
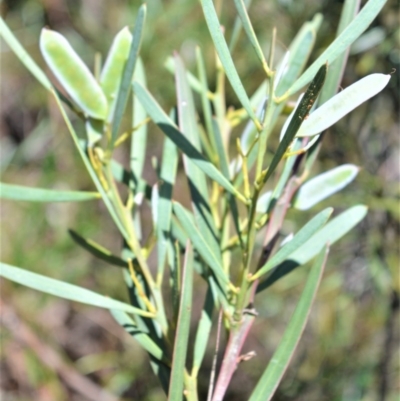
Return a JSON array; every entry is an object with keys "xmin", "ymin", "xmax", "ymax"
[
  {"xmin": 173, "ymin": 202, "xmax": 230, "ymax": 290},
  {"xmin": 0, "ymin": 263, "xmax": 154, "ymax": 317},
  {"xmin": 263, "ymin": 63, "xmax": 327, "ymax": 184},
  {"xmin": 168, "ymin": 241, "xmax": 193, "ymax": 401},
  {"xmin": 253, "ymin": 208, "xmax": 332, "ymax": 280},
  {"xmin": 288, "ymin": 0, "xmax": 388, "ymax": 95},
  {"xmin": 133, "ymin": 81, "xmax": 247, "ymax": 203},
  {"xmin": 0, "ymin": 183, "xmax": 100, "ymax": 202},
  {"xmin": 294, "ymin": 164, "xmax": 359, "ymax": 210},
  {"xmin": 111, "ymin": 309, "xmax": 165, "ymax": 361},
  {"xmin": 249, "ymin": 246, "xmax": 328, "ymax": 401},
  {"xmin": 257, "ymin": 205, "xmax": 367, "ymax": 293},
  {"xmin": 296, "ymin": 73, "xmax": 390, "ymax": 137},
  {"xmin": 40, "ymin": 28, "xmax": 108, "ymax": 119},
  {"xmin": 200, "ymin": 0, "xmax": 261, "ymax": 129},
  {"xmin": 0, "ymin": 18, "xmax": 52, "ymax": 90}
]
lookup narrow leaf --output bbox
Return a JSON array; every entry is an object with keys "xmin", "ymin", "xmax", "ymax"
[
  {"xmin": 175, "ymin": 54, "xmax": 222, "ymax": 264},
  {"xmin": 294, "ymin": 164, "xmax": 359, "ymax": 210},
  {"xmin": 69, "ymin": 230, "xmax": 127, "ymax": 267},
  {"xmin": 296, "ymin": 74, "xmax": 390, "ymax": 137},
  {"xmin": 249, "ymin": 246, "xmax": 329, "ymax": 401},
  {"xmin": 133, "ymin": 81, "xmax": 247, "ymax": 203},
  {"xmin": 111, "ymin": 4, "xmax": 146, "ymax": 143},
  {"xmin": 192, "ymin": 286, "xmax": 214, "ymax": 373},
  {"xmin": 40, "ymin": 28, "xmax": 108, "ymax": 119},
  {"xmin": 252, "ymin": 208, "xmax": 332, "ymax": 280},
  {"xmin": 263, "ymin": 63, "xmax": 327, "ymax": 184},
  {"xmin": 0, "ymin": 263, "xmax": 154, "ymax": 317},
  {"xmin": 157, "ymin": 136, "xmax": 178, "ymax": 277},
  {"xmin": 288, "ymin": 0, "xmax": 387, "ymax": 95},
  {"xmin": 173, "ymin": 202, "xmax": 230, "ymax": 289},
  {"xmin": 131, "ymin": 57, "xmax": 148, "ymax": 180},
  {"xmin": 111, "ymin": 309, "xmax": 166, "ymax": 362},
  {"xmin": 168, "ymin": 241, "xmax": 194, "ymax": 401},
  {"xmin": 233, "ymin": 0, "xmax": 267, "ymax": 71},
  {"xmin": 257, "ymin": 205, "xmax": 367, "ymax": 293},
  {"xmin": 0, "ymin": 183, "xmax": 100, "ymax": 202},
  {"xmin": 0, "ymin": 18, "xmax": 52, "ymax": 90},
  {"xmin": 200, "ymin": 0, "xmax": 261, "ymax": 129},
  {"xmin": 319, "ymin": 0, "xmax": 361, "ymax": 105}
]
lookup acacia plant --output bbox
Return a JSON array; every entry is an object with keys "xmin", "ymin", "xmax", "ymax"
[{"xmin": 0, "ymin": 0, "xmax": 391, "ymax": 399}]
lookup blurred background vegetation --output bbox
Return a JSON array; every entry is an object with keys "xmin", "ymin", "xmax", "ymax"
[{"xmin": 0, "ymin": 0, "xmax": 399, "ymax": 400}]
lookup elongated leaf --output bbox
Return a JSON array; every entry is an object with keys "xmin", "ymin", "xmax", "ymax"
[
  {"xmin": 0, "ymin": 263, "xmax": 154, "ymax": 317},
  {"xmin": 249, "ymin": 246, "xmax": 328, "ymax": 401},
  {"xmin": 0, "ymin": 183, "xmax": 100, "ymax": 202},
  {"xmin": 157, "ymin": 136, "xmax": 178, "ymax": 276},
  {"xmin": 294, "ymin": 164, "xmax": 359, "ymax": 210},
  {"xmin": 165, "ymin": 56, "xmax": 203, "ymax": 94},
  {"xmin": 40, "ymin": 28, "xmax": 108, "ymax": 120},
  {"xmin": 296, "ymin": 73, "xmax": 390, "ymax": 137},
  {"xmin": 0, "ymin": 18, "xmax": 52, "ymax": 90},
  {"xmin": 175, "ymin": 54, "xmax": 222, "ymax": 264},
  {"xmin": 173, "ymin": 202, "xmax": 229, "ymax": 290},
  {"xmin": 288, "ymin": 0, "xmax": 387, "ymax": 95},
  {"xmin": 233, "ymin": 0, "xmax": 267, "ymax": 70},
  {"xmin": 131, "ymin": 57, "xmax": 148, "ymax": 180},
  {"xmin": 229, "ymin": 0, "xmax": 252, "ymax": 51},
  {"xmin": 111, "ymin": 4, "xmax": 146, "ymax": 143},
  {"xmin": 100, "ymin": 26, "xmax": 132, "ymax": 122},
  {"xmin": 69, "ymin": 230, "xmax": 127, "ymax": 267},
  {"xmin": 111, "ymin": 309, "xmax": 166, "ymax": 361},
  {"xmin": 200, "ymin": 0, "xmax": 261, "ymax": 129},
  {"xmin": 252, "ymin": 208, "xmax": 332, "ymax": 280},
  {"xmin": 192, "ymin": 286, "xmax": 214, "ymax": 374},
  {"xmin": 168, "ymin": 241, "xmax": 193, "ymax": 401},
  {"xmin": 275, "ymin": 14, "xmax": 320, "ymax": 97},
  {"xmin": 319, "ymin": 0, "xmax": 361, "ymax": 105},
  {"xmin": 133, "ymin": 81, "xmax": 247, "ymax": 203},
  {"xmin": 257, "ymin": 205, "xmax": 367, "ymax": 293},
  {"xmin": 196, "ymin": 46, "xmax": 218, "ymax": 156},
  {"xmin": 263, "ymin": 63, "xmax": 327, "ymax": 184}
]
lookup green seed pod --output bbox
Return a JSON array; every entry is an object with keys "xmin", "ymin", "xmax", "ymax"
[
  {"xmin": 40, "ymin": 28, "xmax": 108, "ymax": 120},
  {"xmin": 100, "ymin": 26, "xmax": 132, "ymax": 122}
]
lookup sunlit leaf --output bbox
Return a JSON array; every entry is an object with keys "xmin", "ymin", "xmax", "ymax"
[
  {"xmin": 250, "ymin": 246, "xmax": 329, "ymax": 401},
  {"xmin": 297, "ymin": 74, "xmax": 390, "ymax": 137},
  {"xmin": 168, "ymin": 241, "xmax": 193, "ymax": 401},
  {"xmin": 252, "ymin": 208, "xmax": 332, "ymax": 280},
  {"xmin": 294, "ymin": 164, "xmax": 360, "ymax": 210},
  {"xmin": 0, "ymin": 183, "xmax": 100, "ymax": 202},
  {"xmin": 0, "ymin": 263, "xmax": 154, "ymax": 317}
]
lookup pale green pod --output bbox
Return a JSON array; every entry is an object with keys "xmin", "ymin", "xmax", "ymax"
[
  {"xmin": 100, "ymin": 26, "xmax": 132, "ymax": 121},
  {"xmin": 40, "ymin": 28, "xmax": 108, "ymax": 120}
]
